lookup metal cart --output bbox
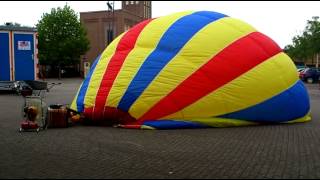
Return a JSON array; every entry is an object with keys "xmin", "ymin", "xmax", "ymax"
[{"xmin": 19, "ymin": 81, "xmax": 61, "ymax": 132}]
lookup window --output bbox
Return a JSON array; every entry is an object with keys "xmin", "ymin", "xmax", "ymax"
[
  {"xmin": 130, "ymin": 1, "xmax": 134, "ymax": 4},
  {"xmin": 136, "ymin": 1, "xmax": 139, "ymax": 4},
  {"xmin": 125, "ymin": 1, "xmax": 129, "ymax": 5}
]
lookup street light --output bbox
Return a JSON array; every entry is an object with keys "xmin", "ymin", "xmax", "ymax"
[
  {"xmin": 107, "ymin": 1, "xmax": 113, "ymax": 10},
  {"xmin": 106, "ymin": 1, "xmax": 115, "ymax": 45}
]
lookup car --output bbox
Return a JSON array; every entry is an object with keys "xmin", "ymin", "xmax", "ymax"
[
  {"xmin": 297, "ymin": 68, "xmax": 305, "ymax": 77},
  {"xmin": 297, "ymin": 68, "xmax": 306, "ymax": 73},
  {"xmin": 299, "ymin": 67, "xmax": 320, "ymax": 83}
]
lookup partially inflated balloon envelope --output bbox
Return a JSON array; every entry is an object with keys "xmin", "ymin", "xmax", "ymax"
[{"xmin": 71, "ymin": 11, "xmax": 311, "ymax": 129}]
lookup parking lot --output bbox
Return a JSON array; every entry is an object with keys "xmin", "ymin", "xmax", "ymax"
[{"xmin": 0, "ymin": 78, "xmax": 320, "ymax": 179}]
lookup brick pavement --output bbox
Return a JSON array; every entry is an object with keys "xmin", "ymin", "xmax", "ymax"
[{"xmin": 0, "ymin": 78, "xmax": 319, "ymax": 179}]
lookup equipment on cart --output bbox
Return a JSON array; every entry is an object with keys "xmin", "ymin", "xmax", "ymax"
[
  {"xmin": 20, "ymin": 105, "xmax": 40, "ymax": 132},
  {"xmin": 19, "ymin": 81, "xmax": 60, "ymax": 133}
]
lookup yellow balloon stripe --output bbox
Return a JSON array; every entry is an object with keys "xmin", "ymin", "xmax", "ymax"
[
  {"xmin": 163, "ymin": 52, "xmax": 299, "ymax": 119},
  {"xmin": 83, "ymin": 33, "xmax": 124, "ymax": 108},
  {"xmin": 106, "ymin": 11, "xmax": 194, "ymax": 107},
  {"xmin": 181, "ymin": 117, "xmax": 258, "ymax": 127},
  {"xmin": 168, "ymin": 111, "xmax": 310, "ymax": 128},
  {"xmin": 129, "ymin": 17, "xmax": 256, "ymax": 119},
  {"xmin": 138, "ymin": 111, "xmax": 311, "ymax": 129},
  {"xmin": 70, "ymin": 81, "xmax": 83, "ymax": 111},
  {"xmin": 283, "ymin": 111, "xmax": 311, "ymax": 124},
  {"xmin": 140, "ymin": 125, "xmax": 156, "ymax": 130}
]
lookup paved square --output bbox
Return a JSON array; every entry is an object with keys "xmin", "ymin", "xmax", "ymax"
[{"xmin": 0, "ymin": 78, "xmax": 319, "ymax": 179}]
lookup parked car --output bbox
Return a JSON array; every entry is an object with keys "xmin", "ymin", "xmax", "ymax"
[
  {"xmin": 297, "ymin": 68, "xmax": 306, "ymax": 75},
  {"xmin": 299, "ymin": 67, "xmax": 320, "ymax": 83},
  {"xmin": 297, "ymin": 68, "xmax": 305, "ymax": 72}
]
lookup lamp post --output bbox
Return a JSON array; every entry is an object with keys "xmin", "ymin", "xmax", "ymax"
[
  {"xmin": 316, "ymin": 53, "xmax": 319, "ymax": 69},
  {"xmin": 107, "ymin": 1, "xmax": 115, "ymax": 45}
]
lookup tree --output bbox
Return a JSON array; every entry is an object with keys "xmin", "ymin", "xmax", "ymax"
[
  {"xmin": 3, "ymin": 22, "xmax": 33, "ymax": 28},
  {"xmin": 306, "ymin": 16, "xmax": 320, "ymax": 67},
  {"xmin": 285, "ymin": 16, "xmax": 320, "ymax": 68},
  {"xmin": 3, "ymin": 22, "xmax": 21, "ymax": 26},
  {"xmin": 37, "ymin": 4, "xmax": 90, "ymax": 79}
]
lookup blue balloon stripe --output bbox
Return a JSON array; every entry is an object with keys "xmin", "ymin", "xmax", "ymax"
[
  {"xmin": 76, "ymin": 55, "xmax": 101, "ymax": 112},
  {"xmin": 142, "ymin": 120, "xmax": 209, "ymax": 129},
  {"xmin": 219, "ymin": 80, "xmax": 310, "ymax": 122},
  {"xmin": 118, "ymin": 11, "xmax": 227, "ymax": 111}
]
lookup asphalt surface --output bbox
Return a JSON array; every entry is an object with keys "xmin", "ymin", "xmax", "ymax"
[{"xmin": 0, "ymin": 78, "xmax": 319, "ymax": 179}]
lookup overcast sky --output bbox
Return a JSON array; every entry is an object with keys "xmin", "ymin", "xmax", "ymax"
[{"xmin": 0, "ymin": 1, "xmax": 319, "ymax": 48}]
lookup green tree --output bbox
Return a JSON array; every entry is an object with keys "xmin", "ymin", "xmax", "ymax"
[
  {"xmin": 306, "ymin": 17, "xmax": 320, "ymax": 53},
  {"xmin": 285, "ymin": 16, "xmax": 320, "ymax": 68},
  {"xmin": 37, "ymin": 4, "xmax": 90, "ymax": 79},
  {"xmin": 306, "ymin": 16, "xmax": 320, "ymax": 67},
  {"xmin": 3, "ymin": 22, "xmax": 21, "ymax": 26},
  {"xmin": 3, "ymin": 22, "xmax": 33, "ymax": 28}
]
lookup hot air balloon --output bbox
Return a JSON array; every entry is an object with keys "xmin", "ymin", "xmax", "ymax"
[{"xmin": 70, "ymin": 11, "xmax": 311, "ymax": 129}]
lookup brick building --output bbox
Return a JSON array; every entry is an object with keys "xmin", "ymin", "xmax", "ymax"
[{"xmin": 80, "ymin": 1, "xmax": 152, "ymax": 76}]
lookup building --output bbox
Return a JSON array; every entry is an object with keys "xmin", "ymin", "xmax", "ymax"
[
  {"xmin": 80, "ymin": 1, "xmax": 152, "ymax": 76},
  {"xmin": 0, "ymin": 25, "xmax": 38, "ymax": 81},
  {"xmin": 293, "ymin": 57, "xmax": 319, "ymax": 68}
]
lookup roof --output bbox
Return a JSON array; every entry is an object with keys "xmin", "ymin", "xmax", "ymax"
[
  {"xmin": 80, "ymin": 9, "xmax": 121, "ymax": 14},
  {"xmin": 0, "ymin": 25, "xmax": 37, "ymax": 32}
]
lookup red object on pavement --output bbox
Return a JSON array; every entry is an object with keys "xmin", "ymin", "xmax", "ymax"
[{"xmin": 20, "ymin": 120, "xmax": 39, "ymax": 130}]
